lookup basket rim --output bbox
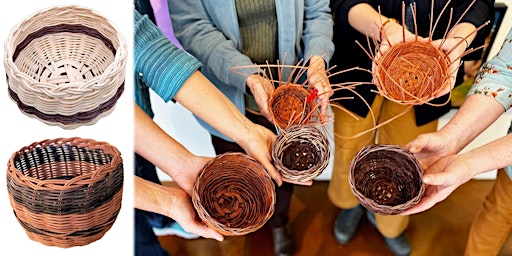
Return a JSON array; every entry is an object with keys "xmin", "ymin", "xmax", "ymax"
[
  {"xmin": 3, "ymin": 4, "xmax": 127, "ymax": 90},
  {"xmin": 7, "ymin": 137, "xmax": 123, "ymax": 190}
]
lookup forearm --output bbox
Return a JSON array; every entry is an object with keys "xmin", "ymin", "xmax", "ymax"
[
  {"xmin": 457, "ymin": 133, "xmax": 512, "ymax": 178},
  {"xmin": 438, "ymin": 94, "xmax": 504, "ymax": 152},
  {"xmin": 134, "ymin": 176, "xmax": 179, "ymax": 218},
  {"xmin": 347, "ymin": 3, "xmax": 396, "ymax": 41},
  {"xmin": 134, "ymin": 104, "xmax": 197, "ymax": 177},
  {"xmin": 174, "ymin": 71, "xmax": 254, "ymax": 145}
]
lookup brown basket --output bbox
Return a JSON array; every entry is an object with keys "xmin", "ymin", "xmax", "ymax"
[
  {"xmin": 373, "ymin": 41, "xmax": 449, "ymax": 105},
  {"xmin": 268, "ymin": 83, "xmax": 313, "ymax": 130},
  {"xmin": 6, "ymin": 137, "xmax": 124, "ymax": 247},
  {"xmin": 349, "ymin": 144, "xmax": 425, "ymax": 215},
  {"xmin": 193, "ymin": 152, "xmax": 275, "ymax": 236},
  {"xmin": 272, "ymin": 125, "xmax": 330, "ymax": 182},
  {"xmin": 4, "ymin": 5, "xmax": 127, "ymax": 129}
]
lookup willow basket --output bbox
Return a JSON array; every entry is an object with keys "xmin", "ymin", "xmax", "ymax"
[
  {"xmin": 6, "ymin": 138, "xmax": 124, "ymax": 247},
  {"xmin": 349, "ymin": 144, "xmax": 425, "ymax": 215},
  {"xmin": 373, "ymin": 41, "xmax": 449, "ymax": 104},
  {"xmin": 193, "ymin": 152, "xmax": 276, "ymax": 236},
  {"xmin": 4, "ymin": 5, "xmax": 127, "ymax": 129},
  {"xmin": 272, "ymin": 124, "xmax": 330, "ymax": 182},
  {"xmin": 269, "ymin": 83, "xmax": 313, "ymax": 130}
]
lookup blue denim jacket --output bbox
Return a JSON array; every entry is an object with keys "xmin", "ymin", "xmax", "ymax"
[{"xmin": 168, "ymin": 0, "xmax": 334, "ymax": 141}]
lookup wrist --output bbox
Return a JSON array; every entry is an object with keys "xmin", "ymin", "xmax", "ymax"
[
  {"xmin": 379, "ymin": 18, "xmax": 398, "ymax": 41},
  {"xmin": 451, "ymin": 36, "xmax": 469, "ymax": 49}
]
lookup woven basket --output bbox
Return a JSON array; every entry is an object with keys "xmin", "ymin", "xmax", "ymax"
[
  {"xmin": 6, "ymin": 137, "xmax": 124, "ymax": 247},
  {"xmin": 373, "ymin": 41, "xmax": 449, "ymax": 105},
  {"xmin": 4, "ymin": 5, "xmax": 127, "ymax": 129},
  {"xmin": 268, "ymin": 83, "xmax": 313, "ymax": 130},
  {"xmin": 272, "ymin": 125, "xmax": 330, "ymax": 182},
  {"xmin": 193, "ymin": 152, "xmax": 275, "ymax": 236},
  {"xmin": 349, "ymin": 144, "xmax": 425, "ymax": 215}
]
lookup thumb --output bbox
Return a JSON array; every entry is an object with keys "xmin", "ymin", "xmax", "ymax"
[{"xmin": 422, "ymin": 172, "xmax": 455, "ymax": 186}]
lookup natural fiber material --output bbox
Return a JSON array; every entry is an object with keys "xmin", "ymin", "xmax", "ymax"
[
  {"xmin": 349, "ymin": 144, "xmax": 425, "ymax": 215},
  {"xmin": 193, "ymin": 152, "xmax": 275, "ymax": 236},
  {"xmin": 268, "ymin": 83, "xmax": 313, "ymax": 130},
  {"xmin": 4, "ymin": 5, "xmax": 127, "ymax": 129},
  {"xmin": 373, "ymin": 38, "xmax": 449, "ymax": 105},
  {"xmin": 272, "ymin": 125, "xmax": 330, "ymax": 182},
  {"xmin": 6, "ymin": 138, "xmax": 124, "ymax": 247}
]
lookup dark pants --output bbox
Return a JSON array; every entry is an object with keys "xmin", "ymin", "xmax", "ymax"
[{"xmin": 211, "ymin": 111, "xmax": 293, "ymax": 228}]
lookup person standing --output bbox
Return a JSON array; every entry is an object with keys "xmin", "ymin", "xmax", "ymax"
[
  {"xmin": 327, "ymin": 0, "xmax": 494, "ymax": 255},
  {"xmin": 168, "ymin": 1, "xmax": 334, "ymax": 255}
]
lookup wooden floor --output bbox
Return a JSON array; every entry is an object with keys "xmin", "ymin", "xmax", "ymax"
[{"xmin": 158, "ymin": 180, "xmax": 512, "ymax": 256}]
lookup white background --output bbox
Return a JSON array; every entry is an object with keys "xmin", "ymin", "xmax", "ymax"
[{"xmin": 0, "ymin": 1, "xmax": 133, "ymax": 255}]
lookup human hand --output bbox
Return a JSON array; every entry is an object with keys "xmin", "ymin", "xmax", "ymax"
[
  {"xmin": 246, "ymin": 74, "xmax": 275, "ymax": 122},
  {"xmin": 166, "ymin": 186, "xmax": 224, "ymax": 241},
  {"xmin": 400, "ymin": 154, "xmax": 473, "ymax": 215},
  {"xmin": 405, "ymin": 131, "xmax": 456, "ymax": 172},
  {"xmin": 168, "ymin": 156, "xmax": 212, "ymax": 196},
  {"xmin": 430, "ymin": 37, "xmax": 467, "ymax": 97},
  {"xmin": 307, "ymin": 56, "xmax": 332, "ymax": 117}
]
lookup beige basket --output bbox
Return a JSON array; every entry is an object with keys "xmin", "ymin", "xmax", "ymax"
[{"xmin": 4, "ymin": 5, "xmax": 127, "ymax": 129}]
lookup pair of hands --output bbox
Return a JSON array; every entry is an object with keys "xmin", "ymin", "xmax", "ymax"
[
  {"xmin": 246, "ymin": 56, "xmax": 333, "ymax": 123},
  {"xmin": 399, "ymin": 132, "xmax": 474, "ymax": 215}
]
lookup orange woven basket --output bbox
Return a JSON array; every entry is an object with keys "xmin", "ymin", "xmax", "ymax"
[
  {"xmin": 193, "ymin": 152, "xmax": 275, "ymax": 236},
  {"xmin": 373, "ymin": 40, "xmax": 449, "ymax": 104},
  {"xmin": 349, "ymin": 144, "xmax": 425, "ymax": 215},
  {"xmin": 268, "ymin": 83, "xmax": 314, "ymax": 130},
  {"xmin": 272, "ymin": 124, "xmax": 330, "ymax": 182},
  {"xmin": 6, "ymin": 138, "xmax": 124, "ymax": 247}
]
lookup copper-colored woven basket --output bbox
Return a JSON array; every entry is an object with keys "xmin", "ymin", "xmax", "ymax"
[
  {"xmin": 6, "ymin": 138, "xmax": 124, "ymax": 247},
  {"xmin": 349, "ymin": 144, "xmax": 425, "ymax": 215},
  {"xmin": 193, "ymin": 152, "xmax": 275, "ymax": 236},
  {"xmin": 373, "ymin": 41, "xmax": 449, "ymax": 104},
  {"xmin": 4, "ymin": 5, "xmax": 127, "ymax": 129},
  {"xmin": 268, "ymin": 83, "xmax": 313, "ymax": 130},
  {"xmin": 272, "ymin": 125, "xmax": 330, "ymax": 182}
]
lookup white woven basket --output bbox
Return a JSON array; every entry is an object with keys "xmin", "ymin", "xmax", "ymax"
[{"xmin": 4, "ymin": 5, "xmax": 127, "ymax": 129}]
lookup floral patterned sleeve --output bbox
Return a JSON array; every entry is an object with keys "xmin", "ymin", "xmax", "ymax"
[{"xmin": 467, "ymin": 28, "xmax": 512, "ymax": 111}]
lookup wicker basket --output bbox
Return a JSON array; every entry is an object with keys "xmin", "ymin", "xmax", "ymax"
[
  {"xmin": 272, "ymin": 125, "xmax": 330, "ymax": 182},
  {"xmin": 4, "ymin": 5, "xmax": 127, "ymax": 129},
  {"xmin": 373, "ymin": 41, "xmax": 449, "ymax": 105},
  {"xmin": 269, "ymin": 83, "xmax": 313, "ymax": 130},
  {"xmin": 193, "ymin": 152, "xmax": 276, "ymax": 236},
  {"xmin": 6, "ymin": 137, "xmax": 124, "ymax": 247},
  {"xmin": 349, "ymin": 144, "xmax": 425, "ymax": 215}
]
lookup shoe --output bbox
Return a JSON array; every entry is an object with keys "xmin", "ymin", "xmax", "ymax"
[
  {"xmin": 271, "ymin": 225, "xmax": 294, "ymax": 256},
  {"xmin": 152, "ymin": 221, "xmax": 200, "ymax": 239},
  {"xmin": 333, "ymin": 204, "xmax": 365, "ymax": 244},
  {"xmin": 366, "ymin": 211, "xmax": 411, "ymax": 256}
]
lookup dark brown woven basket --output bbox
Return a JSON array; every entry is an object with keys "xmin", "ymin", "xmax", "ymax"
[
  {"xmin": 349, "ymin": 144, "xmax": 425, "ymax": 215},
  {"xmin": 268, "ymin": 83, "xmax": 313, "ymax": 130},
  {"xmin": 272, "ymin": 124, "xmax": 330, "ymax": 182},
  {"xmin": 6, "ymin": 137, "xmax": 124, "ymax": 247},
  {"xmin": 373, "ymin": 41, "xmax": 449, "ymax": 105},
  {"xmin": 193, "ymin": 152, "xmax": 276, "ymax": 236}
]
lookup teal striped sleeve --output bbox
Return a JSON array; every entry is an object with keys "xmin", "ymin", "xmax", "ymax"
[{"xmin": 134, "ymin": 10, "xmax": 202, "ymax": 102}]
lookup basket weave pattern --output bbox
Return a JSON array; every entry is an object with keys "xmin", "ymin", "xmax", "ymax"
[
  {"xmin": 349, "ymin": 144, "xmax": 425, "ymax": 215},
  {"xmin": 193, "ymin": 153, "xmax": 275, "ymax": 236},
  {"xmin": 4, "ymin": 5, "xmax": 127, "ymax": 129},
  {"xmin": 272, "ymin": 125, "xmax": 330, "ymax": 182},
  {"xmin": 374, "ymin": 41, "xmax": 449, "ymax": 104},
  {"xmin": 268, "ymin": 83, "xmax": 313, "ymax": 130},
  {"xmin": 6, "ymin": 137, "xmax": 124, "ymax": 247}
]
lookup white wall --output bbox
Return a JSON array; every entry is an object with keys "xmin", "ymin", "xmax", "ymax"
[{"xmin": 152, "ymin": 0, "xmax": 512, "ymax": 182}]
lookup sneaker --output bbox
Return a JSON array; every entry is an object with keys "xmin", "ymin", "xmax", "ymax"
[
  {"xmin": 333, "ymin": 204, "xmax": 365, "ymax": 244},
  {"xmin": 152, "ymin": 221, "xmax": 200, "ymax": 239},
  {"xmin": 366, "ymin": 211, "xmax": 411, "ymax": 256}
]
